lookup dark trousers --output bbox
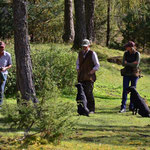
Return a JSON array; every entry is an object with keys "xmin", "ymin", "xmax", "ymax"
[
  {"xmin": 121, "ymin": 76, "xmax": 138, "ymax": 109},
  {"xmin": 81, "ymin": 81, "xmax": 95, "ymax": 112}
]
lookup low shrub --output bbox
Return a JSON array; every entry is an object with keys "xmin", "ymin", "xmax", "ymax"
[
  {"xmin": 5, "ymin": 44, "xmax": 77, "ymax": 96},
  {"xmin": 2, "ymin": 98, "xmax": 76, "ymax": 145},
  {"xmin": 1, "ymin": 75, "xmax": 76, "ymax": 145},
  {"xmin": 31, "ymin": 44, "xmax": 77, "ymax": 95}
]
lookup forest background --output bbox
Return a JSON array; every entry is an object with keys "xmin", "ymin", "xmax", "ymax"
[{"xmin": 1, "ymin": 0, "xmax": 150, "ymax": 51}]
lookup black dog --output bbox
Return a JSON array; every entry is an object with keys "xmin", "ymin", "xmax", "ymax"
[
  {"xmin": 75, "ymin": 83, "xmax": 89, "ymax": 116},
  {"xmin": 127, "ymin": 86, "xmax": 150, "ymax": 117}
]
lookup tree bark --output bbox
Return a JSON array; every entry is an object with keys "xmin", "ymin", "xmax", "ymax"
[
  {"xmin": 13, "ymin": 0, "xmax": 37, "ymax": 102},
  {"xmin": 85, "ymin": 0, "xmax": 95, "ymax": 43},
  {"xmin": 63, "ymin": 0, "xmax": 75, "ymax": 43},
  {"xmin": 106, "ymin": 0, "xmax": 110, "ymax": 47},
  {"xmin": 73, "ymin": 0, "xmax": 87, "ymax": 49}
]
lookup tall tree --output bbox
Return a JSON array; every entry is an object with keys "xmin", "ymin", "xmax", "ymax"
[
  {"xmin": 63, "ymin": 0, "xmax": 75, "ymax": 42},
  {"xmin": 85, "ymin": 0, "xmax": 95, "ymax": 43},
  {"xmin": 106, "ymin": 0, "xmax": 110, "ymax": 46},
  {"xmin": 73, "ymin": 0, "xmax": 87, "ymax": 49},
  {"xmin": 13, "ymin": 0, "xmax": 37, "ymax": 102}
]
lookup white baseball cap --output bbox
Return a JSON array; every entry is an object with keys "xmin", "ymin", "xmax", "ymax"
[{"xmin": 82, "ymin": 39, "xmax": 90, "ymax": 47}]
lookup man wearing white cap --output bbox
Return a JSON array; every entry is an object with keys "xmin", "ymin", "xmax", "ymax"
[
  {"xmin": 76, "ymin": 39, "xmax": 100, "ymax": 114},
  {"xmin": 0, "ymin": 41, "xmax": 12, "ymax": 108}
]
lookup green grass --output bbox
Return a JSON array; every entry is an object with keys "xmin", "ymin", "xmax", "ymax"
[{"xmin": 1, "ymin": 44, "xmax": 150, "ymax": 150}]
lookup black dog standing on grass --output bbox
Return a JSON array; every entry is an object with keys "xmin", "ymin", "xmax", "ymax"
[
  {"xmin": 75, "ymin": 83, "xmax": 89, "ymax": 116},
  {"xmin": 127, "ymin": 86, "xmax": 150, "ymax": 117}
]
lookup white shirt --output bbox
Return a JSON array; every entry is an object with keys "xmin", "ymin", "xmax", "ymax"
[
  {"xmin": 76, "ymin": 49, "xmax": 100, "ymax": 71},
  {"xmin": 0, "ymin": 51, "xmax": 12, "ymax": 74}
]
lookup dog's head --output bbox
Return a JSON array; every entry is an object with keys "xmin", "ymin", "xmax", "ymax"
[
  {"xmin": 126, "ymin": 86, "xmax": 136, "ymax": 93},
  {"xmin": 75, "ymin": 82, "xmax": 83, "ymax": 90}
]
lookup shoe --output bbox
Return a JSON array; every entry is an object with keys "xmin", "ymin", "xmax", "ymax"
[
  {"xmin": 129, "ymin": 108, "xmax": 134, "ymax": 111},
  {"xmin": 89, "ymin": 111, "xmax": 95, "ymax": 114},
  {"xmin": 119, "ymin": 109, "xmax": 126, "ymax": 113}
]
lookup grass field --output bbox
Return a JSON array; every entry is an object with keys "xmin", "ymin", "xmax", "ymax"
[{"xmin": 0, "ymin": 44, "xmax": 150, "ymax": 150}]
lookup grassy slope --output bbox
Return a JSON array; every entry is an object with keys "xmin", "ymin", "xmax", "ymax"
[
  {"xmin": 59, "ymin": 45, "xmax": 150, "ymax": 150},
  {"xmin": 1, "ymin": 44, "xmax": 150, "ymax": 150}
]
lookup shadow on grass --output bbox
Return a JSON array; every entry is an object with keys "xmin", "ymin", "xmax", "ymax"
[
  {"xmin": 0, "ymin": 117, "xmax": 39, "ymax": 133},
  {"xmin": 95, "ymin": 95, "xmax": 120, "ymax": 100},
  {"xmin": 95, "ymin": 106, "xmax": 120, "ymax": 114},
  {"xmin": 77, "ymin": 124, "xmax": 150, "ymax": 133},
  {"xmin": 74, "ymin": 124, "xmax": 150, "ymax": 147},
  {"xmin": 0, "ymin": 127, "xmax": 18, "ymax": 132},
  {"xmin": 73, "ymin": 99, "xmax": 150, "ymax": 148}
]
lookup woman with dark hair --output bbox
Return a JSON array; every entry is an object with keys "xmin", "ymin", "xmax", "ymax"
[{"xmin": 120, "ymin": 41, "xmax": 140, "ymax": 113}]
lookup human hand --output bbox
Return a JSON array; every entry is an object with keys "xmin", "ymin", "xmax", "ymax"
[
  {"xmin": 1, "ymin": 67, "xmax": 7, "ymax": 72},
  {"xmin": 125, "ymin": 61, "xmax": 127, "ymax": 64},
  {"xmin": 133, "ymin": 61, "xmax": 138, "ymax": 64}
]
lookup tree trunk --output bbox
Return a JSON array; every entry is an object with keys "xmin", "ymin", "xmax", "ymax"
[
  {"xmin": 63, "ymin": 0, "xmax": 75, "ymax": 43},
  {"xmin": 106, "ymin": 0, "xmax": 110, "ymax": 47},
  {"xmin": 85, "ymin": 0, "xmax": 95, "ymax": 43},
  {"xmin": 73, "ymin": 0, "xmax": 87, "ymax": 49},
  {"xmin": 13, "ymin": 0, "xmax": 37, "ymax": 102}
]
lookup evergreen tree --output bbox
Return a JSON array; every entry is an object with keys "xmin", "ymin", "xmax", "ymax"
[
  {"xmin": 106, "ymin": 0, "xmax": 110, "ymax": 47},
  {"xmin": 85, "ymin": 0, "xmax": 95, "ymax": 43},
  {"xmin": 13, "ymin": 0, "xmax": 38, "ymax": 102},
  {"xmin": 73, "ymin": 0, "xmax": 87, "ymax": 49},
  {"xmin": 63, "ymin": 0, "xmax": 75, "ymax": 43}
]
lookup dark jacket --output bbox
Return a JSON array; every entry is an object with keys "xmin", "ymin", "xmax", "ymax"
[
  {"xmin": 122, "ymin": 51, "xmax": 140, "ymax": 76},
  {"xmin": 78, "ymin": 50, "xmax": 96, "ymax": 82}
]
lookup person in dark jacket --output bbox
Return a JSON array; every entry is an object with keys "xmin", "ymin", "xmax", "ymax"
[
  {"xmin": 120, "ymin": 41, "xmax": 140, "ymax": 113},
  {"xmin": 76, "ymin": 39, "xmax": 100, "ymax": 114}
]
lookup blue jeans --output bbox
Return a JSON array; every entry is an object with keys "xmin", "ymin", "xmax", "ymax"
[
  {"xmin": 121, "ymin": 76, "xmax": 138, "ymax": 109},
  {"xmin": 0, "ymin": 73, "xmax": 7, "ymax": 105}
]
